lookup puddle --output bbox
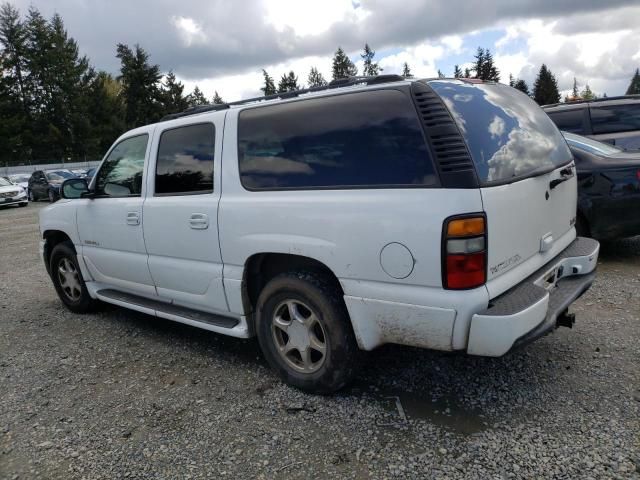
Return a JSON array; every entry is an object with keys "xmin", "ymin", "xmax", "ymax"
[{"xmin": 378, "ymin": 390, "xmax": 488, "ymax": 435}]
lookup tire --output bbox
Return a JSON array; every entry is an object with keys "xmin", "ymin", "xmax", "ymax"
[
  {"xmin": 576, "ymin": 215, "xmax": 590, "ymax": 238},
  {"xmin": 19, "ymin": 202, "xmax": 27, "ymax": 207},
  {"xmin": 50, "ymin": 241, "xmax": 98, "ymax": 313},
  {"xmin": 255, "ymin": 271, "xmax": 360, "ymax": 394},
  {"xmin": 29, "ymin": 189, "xmax": 37, "ymax": 202},
  {"xmin": 48, "ymin": 189, "xmax": 56, "ymax": 203}
]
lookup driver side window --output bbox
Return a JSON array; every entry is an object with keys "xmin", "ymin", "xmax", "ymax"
[{"xmin": 95, "ymin": 134, "xmax": 149, "ymax": 197}]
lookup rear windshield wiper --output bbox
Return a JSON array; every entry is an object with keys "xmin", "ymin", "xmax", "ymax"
[{"xmin": 549, "ymin": 166, "xmax": 574, "ymax": 190}]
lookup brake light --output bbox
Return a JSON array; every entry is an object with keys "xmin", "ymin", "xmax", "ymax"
[{"xmin": 443, "ymin": 215, "xmax": 487, "ymax": 290}]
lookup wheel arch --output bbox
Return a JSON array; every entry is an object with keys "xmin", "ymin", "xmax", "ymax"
[{"xmin": 42, "ymin": 229, "xmax": 75, "ymax": 275}]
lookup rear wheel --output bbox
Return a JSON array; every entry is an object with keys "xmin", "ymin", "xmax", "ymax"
[
  {"xmin": 255, "ymin": 271, "xmax": 360, "ymax": 394},
  {"xmin": 48, "ymin": 189, "xmax": 56, "ymax": 203},
  {"xmin": 50, "ymin": 241, "xmax": 98, "ymax": 313},
  {"xmin": 29, "ymin": 190, "xmax": 37, "ymax": 202},
  {"xmin": 576, "ymin": 215, "xmax": 590, "ymax": 237}
]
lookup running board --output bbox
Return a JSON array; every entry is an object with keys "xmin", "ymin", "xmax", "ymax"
[{"xmin": 96, "ymin": 289, "xmax": 239, "ymax": 329}]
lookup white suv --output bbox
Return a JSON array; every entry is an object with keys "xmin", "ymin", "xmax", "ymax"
[{"xmin": 39, "ymin": 76, "xmax": 599, "ymax": 393}]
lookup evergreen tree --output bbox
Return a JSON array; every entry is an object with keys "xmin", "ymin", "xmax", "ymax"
[
  {"xmin": 332, "ymin": 47, "xmax": 357, "ymax": 80},
  {"xmin": 116, "ymin": 43, "xmax": 162, "ymax": 128},
  {"xmin": 84, "ymin": 72, "xmax": 125, "ymax": 156},
  {"xmin": 509, "ymin": 73, "xmax": 515, "ymax": 87},
  {"xmin": 572, "ymin": 77, "xmax": 579, "ymax": 98},
  {"xmin": 402, "ymin": 62, "xmax": 413, "ymax": 79},
  {"xmin": 212, "ymin": 91, "xmax": 224, "ymax": 104},
  {"xmin": 437, "ymin": 69, "xmax": 445, "ymax": 78},
  {"xmin": 532, "ymin": 64, "xmax": 561, "ymax": 105},
  {"xmin": 513, "ymin": 79, "xmax": 530, "ymax": 96},
  {"xmin": 625, "ymin": 68, "xmax": 640, "ymax": 95},
  {"xmin": 160, "ymin": 71, "xmax": 188, "ymax": 115},
  {"xmin": 581, "ymin": 84, "xmax": 596, "ymax": 100},
  {"xmin": 260, "ymin": 69, "xmax": 276, "ymax": 96},
  {"xmin": 307, "ymin": 66, "xmax": 327, "ymax": 87},
  {"xmin": 464, "ymin": 68, "xmax": 471, "ymax": 78},
  {"xmin": 472, "ymin": 47, "xmax": 499, "ymax": 81},
  {"xmin": 187, "ymin": 86, "xmax": 207, "ymax": 106},
  {"xmin": 361, "ymin": 43, "xmax": 381, "ymax": 76},
  {"xmin": 277, "ymin": 71, "xmax": 299, "ymax": 93},
  {"xmin": 453, "ymin": 65, "xmax": 462, "ymax": 78}
]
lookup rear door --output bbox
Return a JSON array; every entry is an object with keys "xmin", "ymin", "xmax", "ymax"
[
  {"xmin": 431, "ymin": 81, "xmax": 576, "ymax": 298},
  {"xmin": 142, "ymin": 117, "xmax": 228, "ymax": 314}
]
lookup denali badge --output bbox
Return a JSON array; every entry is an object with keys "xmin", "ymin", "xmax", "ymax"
[
  {"xmin": 490, "ymin": 254, "xmax": 522, "ymax": 275},
  {"xmin": 84, "ymin": 240, "xmax": 100, "ymax": 246}
]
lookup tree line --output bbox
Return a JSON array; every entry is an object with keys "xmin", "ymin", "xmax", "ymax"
[{"xmin": 2, "ymin": 2, "xmax": 640, "ymax": 166}]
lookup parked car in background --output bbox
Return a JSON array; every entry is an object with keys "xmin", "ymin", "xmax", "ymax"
[
  {"xmin": 544, "ymin": 96, "xmax": 640, "ymax": 151},
  {"xmin": 40, "ymin": 76, "xmax": 599, "ymax": 393},
  {"xmin": 28, "ymin": 169, "xmax": 76, "ymax": 202},
  {"xmin": 71, "ymin": 168, "xmax": 89, "ymax": 178},
  {"xmin": 563, "ymin": 132, "xmax": 640, "ymax": 240},
  {"xmin": 0, "ymin": 176, "xmax": 28, "ymax": 208},
  {"xmin": 8, "ymin": 173, "xmax": 31, "ymax": 192},
  {"xmin": 85, "ymin": 167, "xmax": 97, "ymax": 181}
]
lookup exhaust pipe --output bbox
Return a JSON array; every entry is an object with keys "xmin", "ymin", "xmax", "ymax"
[{"xmin": 557, "ymin": 310, "xmax": 576, "ymax": 329}]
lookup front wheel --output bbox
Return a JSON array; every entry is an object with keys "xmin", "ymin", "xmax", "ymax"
[
  {"xmin": 50, "ymin": 241, "xmax": 98, "ymax": 313},
  {"xmin": 28, "ymin": 190, "xmax": 36, "ymax": 202},
  {"xmin": 255, "ymin": 271, "xmax": 360, "ymax": 394},
  {"xmin": 48, "ymin": 189, "xmax": 56, "ymax": 203}
]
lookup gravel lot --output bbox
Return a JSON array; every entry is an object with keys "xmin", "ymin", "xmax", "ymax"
[{"xmin": 1, "ymin": 202, "xmax": 638, "ymax": 479}]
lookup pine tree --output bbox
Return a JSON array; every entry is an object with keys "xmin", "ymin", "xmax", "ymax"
[
  {"xmin": 453, "ymin": 65, "xmax": 462, "ymax": 78},
  {"xmin": 260, "ymin": 69, "xmax": 276, "ymax": 96},
  {"xmin": 332, "ymin": 47, "xmax": 357, "ymax": 80},
  {"xmin": 160, "ymin": 71, "xmax": 188, "ymax": 115},
  {"xmin": 187, "ymin": 86, "xmax": 207, "ymax": 106},
  {"xmin": 509, "ymin": 73, "xmax": 515, "ymax": 87},
  {"xmin": 513, "ymin": 79, "xmax": 530, "ymax": 96},
  {"xmin": 572, "ymin": 77, "xmax": 579, "ymax": 98},
  {"xmin": 464, "ymin": 68, "xmax": 471, "ymax": 78},
  {"xmin": 625, "ymin": 68, "xmax": 640, "ymax": 95},
  {"xmin": 116, "ymin": 43, "xmax": 162, "ymax": 128},
  {"xmin": 212, "ymin": 91, "xmax": 224, "ymax": 104},
  {"xmin": 361, "ymin": 43, "xmax": 381, "ymax": 76},
  {"xmin": 277, "ymin": 71, "xmax": 299, "ymax": 93},
  {"xmin": 532, "ymin": 64, "xmax": 561, "ymax": 105},
  {"xmin": 84, "ymin": 71, "xmax": 125, "ymax": 156},
  {"xmin": 402, "ymin": 62, "xmax": 413, "ymax": 79},
  {"xmin": 581, "ymin": 84, "xmax": 597, "ymax": 100},
  {"xmin": 472, "ymin": 47, "xmax": 499, "ymax": 81},
  {"xmin": 307, "ymin": 67, "xmax": 327, "ymax": 87},
  {"xmin": 437, "ymin": 69, "xmax": 445, "ymax": 79}
]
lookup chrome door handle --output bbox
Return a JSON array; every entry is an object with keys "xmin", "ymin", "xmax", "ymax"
[
  {"xmin": 189, "ymin": 213, "xmax": 209, "ymax": 230},
  {"xmin": 126, "ymin": 212, "xmax": 140, "ymax": 226}
]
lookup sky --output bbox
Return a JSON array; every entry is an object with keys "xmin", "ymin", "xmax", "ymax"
[{"xmin": 9, "ymin": 0, "xmax": 640, "ymax": 102}]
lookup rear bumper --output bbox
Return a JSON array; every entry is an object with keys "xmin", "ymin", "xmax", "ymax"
[{"xmin": 467, "ymin": 237, "xmax": 599, "ymax": 356}]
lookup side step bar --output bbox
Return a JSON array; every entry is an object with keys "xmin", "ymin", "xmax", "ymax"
[{"xmin": 96, "ymin": 289, "xmax": 239, "ymax": 329}]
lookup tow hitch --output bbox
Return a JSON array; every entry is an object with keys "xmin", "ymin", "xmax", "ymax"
[{"xmin": 557, "ymin": 310, "xmax": 576, "ymax": 329}]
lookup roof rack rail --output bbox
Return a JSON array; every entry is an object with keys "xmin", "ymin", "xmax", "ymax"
[
  {"xmin": 542, "ymin": 94, "xmax": 640, "ymax": 109},
  {"xmin": 160, "ymin": 74, "xmax": 406, "ymax": 122}
]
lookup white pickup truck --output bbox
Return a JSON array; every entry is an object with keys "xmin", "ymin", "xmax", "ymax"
[{"xmin": 39, "ymin": 75, "xmax": 599, "ymax": 393}]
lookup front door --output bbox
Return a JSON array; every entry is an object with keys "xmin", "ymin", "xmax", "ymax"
[
  {"xmin": 76, "ymin": 133, "xmax": 156, "ymax": 297},
  {"xmin": 142, "ymin": 119, "xmax": 228, "ymax": 314}
]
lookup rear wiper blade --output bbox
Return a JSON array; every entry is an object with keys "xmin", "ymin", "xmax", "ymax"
[{"xmin": 549, "ymin": 166, "xmax": 574, "ymax": 190}]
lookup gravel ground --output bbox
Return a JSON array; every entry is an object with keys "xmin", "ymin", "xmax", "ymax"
[{"xmin": 1, "ymin": 202, "xmax": 639, "ymax": 480}]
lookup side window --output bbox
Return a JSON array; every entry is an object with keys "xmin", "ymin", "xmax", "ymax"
[
  {"xmin": 95, "ymin": 135, "xmax": 148, "ymax": 197},
  {"xmin": 238, "ymin": 90, "xmax": 436, "ymax": 190},
  {"xmin": 590, "ymin": 104, "xmax": 640, "ymax": 134},
  {"xmin": 547, "ymin": 109, "xmax": 585, "ymax": 134},
  {"xmin": 155, "ymin": 123, "xmax": 215, "ymax": 195}
]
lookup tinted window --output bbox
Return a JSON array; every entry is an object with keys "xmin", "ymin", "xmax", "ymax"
[
  {"xmin": 96, "ymin": 134, "xmax": 148, "ymax": 197},
  {"xmin": 431, "ymin": 81, "xmax": 572, "ymax": 184},
  {"xmin": 45, "ymin": 170, "xmax": 74, "ymax": 181},
  {"xmin": 238, "ymin": 90, "xmax": 435, "ymax": 189},
  {"xmin": 156, "ymin": 123, "xmax": 215, "ymax": 195},
  {"xmin": 547, "ymin": 109, "xmax": 585, "ymax": 134},
  {"xmin": 591, "ymin": 104, "xmax": 640, "ymax": 134}
]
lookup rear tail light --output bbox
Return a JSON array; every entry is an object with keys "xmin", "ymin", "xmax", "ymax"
[{"xmin": 443, "ymin": 215, "xmax": 487, "ymax": 290}]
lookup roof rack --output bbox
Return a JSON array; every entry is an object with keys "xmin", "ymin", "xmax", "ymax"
[
  {"xmin": 542, "ymin": 94, "xmax": 640, "ymax": 109},
  {"xmin": 160, "ymin": 74, "xmax": 406, "ymax": 122}
]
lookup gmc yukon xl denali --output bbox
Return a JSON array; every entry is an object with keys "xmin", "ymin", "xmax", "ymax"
[{"xmin": 39, "ymin": 76, "xmax": 599, "ymax": 393}]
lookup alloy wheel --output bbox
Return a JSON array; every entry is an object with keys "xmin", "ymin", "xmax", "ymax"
[{"xmin": 57, "ymin": 258, "xmax": 82, "ymax": 302}]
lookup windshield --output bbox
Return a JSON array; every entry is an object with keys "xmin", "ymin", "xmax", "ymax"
[
  {"xmin": 45, "ymin": 170, "xmax": 74, "ymax": 181},
  {"xmin": 562, "ymin": 132, "xmax": 622, "ymax": 156},
  {"xmin": 430, "ymin": 80, "xmax": 572, "ymax": 185},
  {"xmin": 0, "ymin": 177, "xmax": 11, "ymax": 187},
  {"xmin": 9, "ymin": 174, "xmax": 30, "ymax": 183}
]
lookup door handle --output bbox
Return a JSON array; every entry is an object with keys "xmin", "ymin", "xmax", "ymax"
[
  {"xmin": 189, "ymin": 213, "xmax": 209, "ymax": 230},
  {"xmin": 126, "ymin": 212, "xmax": 140, "ymax": 226}
]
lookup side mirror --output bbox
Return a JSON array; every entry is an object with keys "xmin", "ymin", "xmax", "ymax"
[{"xmin": 61, "ymin": 178, "xmax": 89, "ymax": 199}]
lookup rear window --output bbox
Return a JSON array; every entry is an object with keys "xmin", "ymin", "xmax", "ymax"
[
  {"xmin": 590, "ymin": 104, "xmax": 640, "ymax": 134},
  {"xmin": 547, "ymin": 109, "xmax": 585, "ymax": 134},
  {"xmin": 237, "ymin": 89, "xmax": 436, "ymax": 190},
  {"xmin": 430, "ymin": 81, "xmax": 572, "ymax": 185}
]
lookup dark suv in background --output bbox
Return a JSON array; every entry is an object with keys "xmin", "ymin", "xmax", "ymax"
[
  {"xmin": 543, "ymin": 96, "xmax": 640, "ymax": 151},
  {"xmin": 28, "ymin": 169, "xmax": 76, "ymax": 202}
]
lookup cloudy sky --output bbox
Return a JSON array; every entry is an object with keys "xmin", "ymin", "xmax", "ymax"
[{"xmin": 10, "ymin": 0, "xmax": 640, "ymax": 102}]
